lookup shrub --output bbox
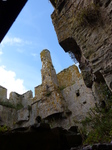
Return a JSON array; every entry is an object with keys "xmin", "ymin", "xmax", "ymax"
[
  {"xmin": 81, "ymin": 98, "xmax": 112, "ymax": 144},
  {"xmin": 0, "ymin": 125, "xmax": 8, "ymax": 133},
  {"xmin": 80, "ymin": 82, "xmax": 112, "ymax": 145}
]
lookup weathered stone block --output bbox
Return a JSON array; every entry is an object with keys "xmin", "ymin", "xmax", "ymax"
[
  {"xmin": 0, "ymin": 105, "xmax": 17, "ymax": 128},
  {"xmin": 51, "ymin": 0, "xmax": 112, "ymax": 92},
  {"xmin": 37, "ymin": 91, "xmax": 64, "ymax": 119},
  {"xmin": 22, "ymin": 90, "xmax": 33, "ymax": 107},
  {"xmin": 35, "ymin": 84, "xmax": 42, "ymax": 100},
  {"xmin": 57, "ymin": 65, "xmax": 81, "ymax": 88},
  {"xmin": 9, "ymin": 92, "xmax": 21, "ymax": 106},
  {"xmin": 0, "ymin": 86, "xmax": 7, "ymax": 101},
  {"xmin": 62, "ymin": 79, "xmax": 95, "ymax": 122},
  {"xmin": 17, "ymin": 108, "xmax": 29, "ymax": 123}
]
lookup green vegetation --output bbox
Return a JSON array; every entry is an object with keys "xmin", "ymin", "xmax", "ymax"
[
  {"xmin": 49, "ymin": 117, "xmax": 55, "ymax": 128},
  {"xmin": 95, "ymin": 82, "xmax": 112, "ymax": 102},
  {"xmin": 81, "ymin": 106, "xmax": 112, "ymax": 144},
  {"xmin": 75, "ymin": 4, "xmax": 101, "ymax": 27},
  {"xmin": 0, "ymin": 101, "xmax": 15, "ymax": 109},
  {"xmin": 59, "ymin": 86, "xmax": 66, "ymax": 91},
  {"xmin": 16, "ymin": 103, "xmax": 23, "ymax": 110},
  {"xmin": 0, "ymin": 125, "xmax": 8, "ymax": 133},
  {"xmin": 80, "ymin": 82, "xmax": 112, "ymax": 145},
  {"xmin": 0, "ymin": 101, "xmax": 23, "ymax": 110}
]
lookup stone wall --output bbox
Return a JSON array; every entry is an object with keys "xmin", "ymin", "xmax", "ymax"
[
  {"xmin": 57, "ymin": 65, "xmax": 81, "ymax": 88},
  {"xmin": 0, "ymin": 105, "xmax": 17, "ymax": 127},
  {"xmin": 61, "ymin": 72, "xmax": 95, "ymax": 122},
  {"xmin": 35, "ymin": 84, "xmax": 42, "ymax": 100},
  {"xmin": 0, "ymin": 86, "xmax": 7, "ymax": 101},
  {"xmin": 51, "ymin": 0, "xmax": 112, "ymax": 93},
  {"xmin": 50, "ymin": 64, "xmax": 95, "ymax": 129},
  {"xmin": 33, "ymin": 50, "xmax": 68, "ymax": 120},
  {"xmin": 0, "ymin": 49, "xmax": 95, "ymax": 130}
]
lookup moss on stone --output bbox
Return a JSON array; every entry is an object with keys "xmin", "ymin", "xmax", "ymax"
[
  {"xmin": 16, "ymin": 103, "xmax": 23, "ymax": 110},
  {"xmin": 75, "ymin": 4, "xmax": 101, "ymax": 27},
  {"xmin": 57, "ymin": 65, "xmax": 81, "ymax": 88},
  {"xmin": 40, "ymin": 49, "xmax": 50, "ymax": 60},
  {"xmin": 59, "ymin": 86, "xmax": 66, "ymax": 91},
  {"xmin": 0, "ymin": 101, "xmax": 15, "ymax": 109},
  {"xmin": 0, "ymin": 101, "xmax": 23, "ymax": 110}
]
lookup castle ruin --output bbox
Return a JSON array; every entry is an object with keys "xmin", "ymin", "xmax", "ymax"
[
  {"xmin": 50, "ymin": 0, "xmax": 112, "ymax": 93},
  {"xmin": 0, "ymin": 49, "xmax": 95, "ymax": 130}
]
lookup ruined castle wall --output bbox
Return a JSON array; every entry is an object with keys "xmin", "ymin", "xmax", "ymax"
[
  {"xmin": 40, "ymin": 50, "xmax": 59, "ymax": 88},
  {"xmin": 9, "ymin": 91, "xmax": 33, "ymax": 108},
  {"xmin": 0, "ymin": 50, "xmax": 96, "ymax": 130},
  {"xmin": 32, "ymin": 50, "xmax": 67, "ymax": 120},
  {"xmin": 51, "ymin": 0, "xmax": 112, "ymax": 92},
  {"xmin": 9, "ymin": 92, "xmax": 22, "ymax": 106},
  {"xmin": 21, "ymin": 90, "xmax": 33, "ymax": 107},
  {"xmin": 57, "ymin": 65, "xmax": 81, "ymax": 88},
  {"xmin": 62, "ymin": 82, "xmax": 95, "ymax": 121},
  {"xmin": 0, "ymin": 86, "xmax": 7, "ymax": 101},
  {"xmin": 35, "ymin": 84, "xmax": 42, "ymax": 100},
  {"xmin": 35, "ymin": 91, "xmax": 64, "ymax": 119},
  {"xmin": 50, "ymin": 80, "xmax": 95, "ymax": 129},
  {"xmin": 57, "ymin": 65, "xmax": 95, "ymax": 126},
  {"xmin": 0, "ymin": 105, "xmax": 17, "ymax": 128}
]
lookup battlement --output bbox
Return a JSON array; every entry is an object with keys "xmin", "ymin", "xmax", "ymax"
[{"xmin": 0, "ymin": 49, "xmax": 95, "ymax": 130}]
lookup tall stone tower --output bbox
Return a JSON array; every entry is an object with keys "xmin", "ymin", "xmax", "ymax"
[
  {"xmin": 40, "ymin": 49, "xmax": 59, "ymax": 90},
  {"xmin": 36, "ymin": 49, "xmax": 68, "ymax": 119}
]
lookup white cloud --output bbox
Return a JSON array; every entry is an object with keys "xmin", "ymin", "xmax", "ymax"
[
  {"xmin": 0, "ymin": 48, "xmax": 3, "ymax": 62},
  {"xmin": 0, "ymin": 49, "xmax": 3, "ymax": 55},
  {"xmin": 1, "ymin": 36, "xmax": 23, "ymax": 46},
  {"xmin": 0, "ymin": 66, "xmax": 27, "ymax": 98},
  {"xmin": 31, "ymin": 53, "xmax": 38, "ymax": 57},
  {"xmin": 17, "ymin": 49, "xmax": 24, "ymax": 53},
  {"xmin": 1, "ymin": 36, "xmax": 33, "ymax": 48}
]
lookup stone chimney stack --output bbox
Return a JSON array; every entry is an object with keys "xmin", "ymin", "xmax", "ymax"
[
  {"xmin": 40, "ymin": 49, "xmax": 59, "ymax": 89},
  {"xmin": 38, "ymin": 49, "xmax": 68, "ymax": 119}
]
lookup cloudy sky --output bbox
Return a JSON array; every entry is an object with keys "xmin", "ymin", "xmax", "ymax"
[{"xmin": 0, "ymin": 0, "xmax": 74, "ymax": 98}]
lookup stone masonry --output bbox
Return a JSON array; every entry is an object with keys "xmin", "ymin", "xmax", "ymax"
[
  {"xmin": 50, "ymin": 0, "xmax": 112, "ymax": 93},
  {"xmin": 0, "ymin": 49, "xmax": 95, "ymax": 130}
]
